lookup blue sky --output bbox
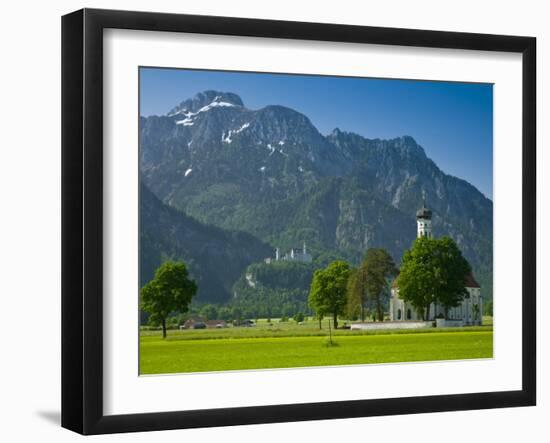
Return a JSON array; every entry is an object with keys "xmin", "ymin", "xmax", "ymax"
[{"xmin": 140, "ymin": 67, "xmax": 493, "ymax": 199}]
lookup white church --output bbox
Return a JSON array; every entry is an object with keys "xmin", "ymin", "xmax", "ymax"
[{"xmin": 389, "ymin": 201, "xmax": 483, "ymax": 326}]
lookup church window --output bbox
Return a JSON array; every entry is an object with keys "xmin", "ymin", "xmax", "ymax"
[
  {"xmin": 397, "ymin": 309, "xmax": 402, "ymax": 320},
  {"xmin": 407, "ymin": 309, "xmax": 412, "ymax": 320}
]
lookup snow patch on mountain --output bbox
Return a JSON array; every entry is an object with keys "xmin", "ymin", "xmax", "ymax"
[
  {"xmin": 168, "ymin": 108, "xmax": 188, "ymax": 117},
  {"xmin": 176, "ymin": 117, "xmax": 194, "ymax": 126},
  {"xmin": 222, "ymin": 122, "xmax": 250, "ymax": 144},
  {"xmin": 175, "ymin": 96, "xmax": 240, "ymax": 126}
]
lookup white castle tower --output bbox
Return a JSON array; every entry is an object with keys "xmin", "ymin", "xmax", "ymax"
[
  {"xmin": 416, "ymin": 196, "xmax": 432, "ymax": 238},
  {"xmin": 266, "ymin": 242, "xmax": 312, "ymax": 264}
]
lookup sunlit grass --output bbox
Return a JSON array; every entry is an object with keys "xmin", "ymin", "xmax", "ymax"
[{"xmin": 140, "ymin": 323, "xmax": 493, "ymax": 374}]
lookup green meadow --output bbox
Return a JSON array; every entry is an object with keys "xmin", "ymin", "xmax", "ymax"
[{"xmin": 140, "ymin": 318, "xmax": 493, "ymax": 374}]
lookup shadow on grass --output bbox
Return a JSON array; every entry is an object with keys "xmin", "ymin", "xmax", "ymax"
[{"xmin": 324, "ymin": 339, "xmax": 340, "ymax": 347}]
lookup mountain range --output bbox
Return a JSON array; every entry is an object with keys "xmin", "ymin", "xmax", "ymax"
[{"xmin": 139, "ymin": 90, "xmax": 493, "ymax": 303}]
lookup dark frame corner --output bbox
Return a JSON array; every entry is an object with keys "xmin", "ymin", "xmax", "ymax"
[{"xmin": 62, "ymin": 8, "xmax": 536, "ymax": 435}]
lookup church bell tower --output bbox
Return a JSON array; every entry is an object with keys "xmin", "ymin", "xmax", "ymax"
[{"xmin": 416, "ymin": 196, "xmax": 433, "ymax": 238}]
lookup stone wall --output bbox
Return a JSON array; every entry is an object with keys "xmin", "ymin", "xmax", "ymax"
[
  {"xmin": 435, "ymin": 319, "xmax": 464, "ymax": 328},
  {"xmin": 350, "ymin": 321, "xmax": 433, "ymax": 331}
]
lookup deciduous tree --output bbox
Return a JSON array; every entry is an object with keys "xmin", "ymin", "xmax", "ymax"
[
  {"xmin": 140, "ymin": 261, "xmax": 197, "ymax": 338},
  {"xmin": 308, "ymin": 260, "xmax": 351, "ymax": 329},
  {"xmin": 397, "ymin": 237, "xmax": 470, "ymax": 320},
  {"xmin": 433, "ymin": 237, "xmax": 472, "ymax": 316}
]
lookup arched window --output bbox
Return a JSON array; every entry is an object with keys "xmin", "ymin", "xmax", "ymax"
[
  {"xmin": 407, "ymin": 309, "xmax": 412, "ymax": 320},
  {"xmin": 397, "ymin": 309, "xmax": 402, "ymax": 320}
]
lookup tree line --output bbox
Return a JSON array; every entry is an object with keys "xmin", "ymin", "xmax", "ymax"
[
  {"xmin": 308, "ymin": 236, "xmax": 473, "ymax": 327},
  {"xmin": 308, "ymin": 248, "xmax": 397, "ymax": 329},
  {"xmin": 140, "ymin": 236, "xmax": 476, "ymax": 337}
]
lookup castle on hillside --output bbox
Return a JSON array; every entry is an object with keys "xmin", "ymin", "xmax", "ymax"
[
  {"xmin": 389, "ymin": 200, "xmax": 483, "ymax": 326},
  {"xmin": 264, "ymin": 242, "xmax": 313, "ymax": 264}
]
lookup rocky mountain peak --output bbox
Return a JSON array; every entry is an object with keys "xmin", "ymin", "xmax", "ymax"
[
  {"xmin": 168, "ymin": 90, "xmax": 244, "ymax": 116},
  {"xmin": 392, "ymin": 135, "xmax": 427, "ymax": 159},
  {"xmin": 249, "ymin": 105, "xmax": 321, "ymax": 142},
  {"xmin": 140, "ymin": 91, "xmax": 493, "ymax": 303}
]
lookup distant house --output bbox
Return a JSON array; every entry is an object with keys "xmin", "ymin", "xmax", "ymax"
[
  {"xmin": 205, "ymin": 320, "xmax": 227, "ymax": 328},
  {"xmin": 181, "ymin": 317, "xmax": 228, "ymax": 329},
  {"xmin": 181, "ymin": 316, "xmax": 206, "ymax": 329}
]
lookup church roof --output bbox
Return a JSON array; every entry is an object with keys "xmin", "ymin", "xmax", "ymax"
[
  {"xmin": 465, "ymin": 272, "xmax": 480, "ymax": 288},
  {"xmin": 416, "ymin": 196, "xmax": 432, "ymax": 220},
  {"xmin": 391, "ymin": 271, "xmax": 399, "ymax": 288},
  {"xmin": 416, "ymin": 205, "xmax": 432, "ymax": 220}
]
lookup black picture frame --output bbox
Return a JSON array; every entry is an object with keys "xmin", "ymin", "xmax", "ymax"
[{"xmin": 62, "ymin": 8, "xmax": 536, "ymax": 435}]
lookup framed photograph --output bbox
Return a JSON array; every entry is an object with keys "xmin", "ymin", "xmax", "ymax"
[{"xmin": 62, "ymin": 8, "xmax": 536, "ymax": 435}]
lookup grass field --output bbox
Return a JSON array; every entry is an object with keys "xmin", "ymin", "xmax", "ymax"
[{"xmin": 140, "ymin": 318, "xmax": 493, "ymax": 374}]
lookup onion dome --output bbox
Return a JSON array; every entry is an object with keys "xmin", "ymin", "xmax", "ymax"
[{"xmin": 416, "ymin": 202, "xmax": 432, "ymax": 220}]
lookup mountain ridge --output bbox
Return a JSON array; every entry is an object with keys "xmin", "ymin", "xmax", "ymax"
[{"xmin": 139, "ymin": 90, "xmax": 493, "ymax": 302}]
